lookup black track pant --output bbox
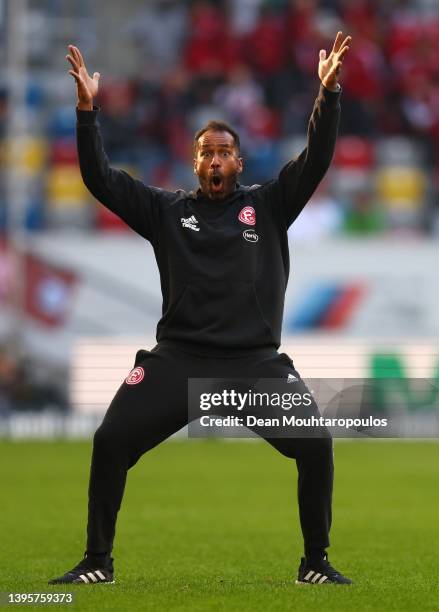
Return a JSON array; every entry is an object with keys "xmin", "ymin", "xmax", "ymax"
[{"xmin": 86, "ymin": 342, "xmax": 333, "ymax": 558}]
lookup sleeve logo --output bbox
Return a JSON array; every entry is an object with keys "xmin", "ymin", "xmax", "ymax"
[
  {"xmin": 238, "ymin": 206, "xmax": 256, "ymax": 226},
  {"xmin": 125, "ymin": 366, "xmax": 145, "ymax": 385}
]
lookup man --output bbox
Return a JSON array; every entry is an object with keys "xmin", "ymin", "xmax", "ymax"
[{"xmin": 49, "ymin": 32, "xmax": 352, "ymax": 586}]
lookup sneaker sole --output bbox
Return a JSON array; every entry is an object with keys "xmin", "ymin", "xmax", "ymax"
[
  {"xmin": 295, "ymin": 579, "xmax": 332, "ymax": 585},
  {"xmin": 295, "ymin": 579, "xmax": 351, "ymax": 586},
  {"xmin": 73, "ymin": 580, "xmax": 116, "ymax": 585},
  {"xmin": 49, "ymin": 579, "xmax": 115, "ymax": 585}
]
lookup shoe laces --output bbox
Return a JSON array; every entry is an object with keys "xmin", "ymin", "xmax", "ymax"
[
  {"xmin": 71, "ymin": 558, "xmax": 94, "ymax": 573},
  {"xmin": 319, "ymin": 556, "xmax": 343, "ymax": 579}
]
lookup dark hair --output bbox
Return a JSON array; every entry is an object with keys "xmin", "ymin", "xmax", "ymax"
[{"xmin": 194, "ymin": 120, "xmax": 240, "ymax": 153}]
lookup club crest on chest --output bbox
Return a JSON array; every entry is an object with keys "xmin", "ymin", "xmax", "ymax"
[{"xmin": 238, "ymin": 205, "xmax": 256, "ymax": 226}]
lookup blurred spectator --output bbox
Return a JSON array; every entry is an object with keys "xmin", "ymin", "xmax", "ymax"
[
  {"xmin": 125, "ymin": 1, "xmax": 188, "ymax": 73},
  {"xmin": 343, "ymin": 189, "xmax": 386, "ymax": 235},
  {"xmin": 286, "ymin": 0, "xmax": 326, "ymax": 80},
  {"xmin": 0, "ymin": 86, "xmax": 7, "ymax": 139},
  {"xmin": 289, "ymin": 181, "xmax": 343, "ymax": 241},
  {"xmin": 245, "ymin": 7, "xmax": 287, "ymax": 77},
  {"xmin": 98, "ymin": 79, "xmax": 142, "ymax": 160},
  {"xmin": 228, "ymin": 0, "xmax": 264, "ymax": 35},
  {"xmin": 184, "ymin": 2, "xmax": 241, "ymax": 76},
  {"xmin": 159, "ymin": 67, "xmax": 193, "ymax": 161},
  {"xmin": 214, "ymin": 65, "xmax": 264, "ymax": 132},
  {"xmin": 338, "ymin": 34, "xmax": 387, "ymax": 135}
]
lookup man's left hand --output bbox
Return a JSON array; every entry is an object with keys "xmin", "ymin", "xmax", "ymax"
[{"xmin": 318, "ymin": 31, "xmax": 351, "ymax": 92}]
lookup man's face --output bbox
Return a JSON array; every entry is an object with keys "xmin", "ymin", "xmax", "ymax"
[{"xmin": 194, "ymin": 130, "xmax": 243, "ymax": 200}]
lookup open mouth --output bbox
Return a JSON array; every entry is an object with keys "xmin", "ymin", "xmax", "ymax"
[{"xmin": 211, "ymin": 175, "xmax": 223, "ymax": 191}]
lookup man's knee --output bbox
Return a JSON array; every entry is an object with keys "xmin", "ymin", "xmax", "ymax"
[
  {"xmin": 272, "ymin": 439, "xmax": 298, "ymax": 459},
  {"xmin": 92, "ymin": 425, "xmax": 121, "ymax": 459},
  {"xmin": 93, "ymin": 424, "xmax": 151, "ymax": 470},
  {"xmin": 296, "ymin": 435, "xmax": 334, "ymax": 466},
  {"xmin": 267, "ymin": 433, "xmax": 333, "ymax": 460}
]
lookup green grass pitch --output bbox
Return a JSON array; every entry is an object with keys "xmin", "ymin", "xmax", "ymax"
[{"xmin": 0, "ymin": 439, "xmax": 438, "ymax": 611}]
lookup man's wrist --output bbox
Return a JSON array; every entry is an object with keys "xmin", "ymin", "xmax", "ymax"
[
  {"xmin": 322, "ymin": 82, "xmax": 341, "ymax": 93},
  {"xmin": 319, "ymin": 82, "xmax": 341, "ymax": 109},
  {"xmin": 76, "ymin": 105, "xmax": 99, "ymax": 125},
  {"xmin": 77, "ymin": 101, "xmax": 93, "ymax": 111}
]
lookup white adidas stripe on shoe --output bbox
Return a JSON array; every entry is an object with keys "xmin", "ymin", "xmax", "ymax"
[
  {"xmin": 296, "ymin": 570, "xmax": 329, "ymax": 585},
  {"xmin": 79, "ymin": 570, "xmax": 112, "ymax": 584}
]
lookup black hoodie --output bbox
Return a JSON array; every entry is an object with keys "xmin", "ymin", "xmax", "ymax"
[{"xmin": 76, "ymin": 84, "xmax": 341, "ymax": 353}]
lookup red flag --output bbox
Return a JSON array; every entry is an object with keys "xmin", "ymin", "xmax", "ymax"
[{"xmin": 25, "ymin": 254, "xmax": 77, "ymax": 327}]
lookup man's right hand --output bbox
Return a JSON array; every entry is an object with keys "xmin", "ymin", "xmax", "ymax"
[{"xmin": 66, "ymin": 45, "xmax": 100, "ymax": 111}]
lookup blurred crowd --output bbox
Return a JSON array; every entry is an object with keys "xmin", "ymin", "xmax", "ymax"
[{"xmin": 1, "ymin": 0, "xmax": 439, "ymax": 236}]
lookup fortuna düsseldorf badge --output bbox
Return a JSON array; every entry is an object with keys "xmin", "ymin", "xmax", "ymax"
[
  {"xmin": 125, "ymin": 366, "xmax": 145, "ymax": 385},
  {"xmin": 238, "ymin": 206, "xmax": 256, "ymax": 226}
]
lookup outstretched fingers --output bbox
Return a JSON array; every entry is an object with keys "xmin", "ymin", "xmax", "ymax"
[
  {"xmin": 340, "ymin": 35, "xmax": 351, "ymax": 49},
  {"xmin": 68, "ymin": 45, "xmax": 85, "ymax": 68},
  {"xmin": 337, "ymin": 35, "xmax": 351, "ymax": 54},
  {"xmin": 73, "ymin": 45, "xmax": 86, "ymax": 68},
  {"xmin": 331, "ymin": 33, "xmax": 351, "ymax": 57},
  {"xmin": 337, "ymin": 44, "xmax": 350, "ymax": 61},
  {"xmin": 68, "ymin": 45, "xmax": 79, "ymax": 65},
  {"xmin": 331, "ymin": 31, "xmax": 343, "ymax": 54},
  {"xmin": 66, "ymin": 53, "xmax": 79, "ymax": 72}
]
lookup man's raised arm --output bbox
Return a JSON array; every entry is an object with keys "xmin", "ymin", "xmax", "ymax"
[
  {"xmin": 66, "ymin": 45, "xmax": 161, "ymax": 243},
  {"xmin": 269, "ymin": 32, "xmax": 351, "ymax": 228}
]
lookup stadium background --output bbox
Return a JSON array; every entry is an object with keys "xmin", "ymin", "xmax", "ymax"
[
  {"xmin": 2, "ymin": 0, "xmax": 439, "ymax": 417},
  {"xmin": 0, "ymin": 1, "xmax": 438, "ymax": 610}
]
